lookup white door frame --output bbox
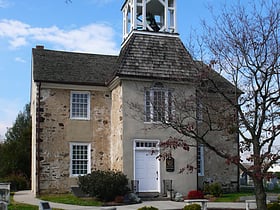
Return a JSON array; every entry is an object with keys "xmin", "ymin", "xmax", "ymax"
[{"xmin": 133, "ymin": 139, "xmax": 160, "ymax": 192}]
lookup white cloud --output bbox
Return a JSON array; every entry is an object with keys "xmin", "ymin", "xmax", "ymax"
[
  {"xmin": 15, "ymin": 57, "xmax": 26, "ymax": 63},
  {"xmin": 0, "ymin": 19, "xmax": 119, "ymax": 55},
  {"xmin": 10, "ymin": 37, "xmax": 27, "ymax": 48},
  {"xmin": 0, "ymin": 122, "xmax": 8, "ymax": 138},
  {"xmin": 89, "ymin": 0, "xmax": 114, "ymax": 6},
  {"xmin": 0, "ymin": 0, "xmax": 10, "ymax": 8}
]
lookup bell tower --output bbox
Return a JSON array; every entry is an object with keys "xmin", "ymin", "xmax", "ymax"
[{"xmin": 122, "ymin": 0, "xmax": 177, "ymax": 40}]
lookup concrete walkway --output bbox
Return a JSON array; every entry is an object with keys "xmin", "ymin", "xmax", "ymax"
[{"xmin": 14, "ymin": 190, "xmax": 251, "ymax": 210}]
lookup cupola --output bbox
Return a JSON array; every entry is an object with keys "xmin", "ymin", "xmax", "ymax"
[{"xmin": 122, "ymin": 0, "xmax": 177, "ymax": 40}]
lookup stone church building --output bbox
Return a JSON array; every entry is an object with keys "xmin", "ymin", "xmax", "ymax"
[{"xmin": 31, "ymin": 0, "xmax": 239, "ymax": 196}]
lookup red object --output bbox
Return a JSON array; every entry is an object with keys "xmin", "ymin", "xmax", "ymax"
[{"xmin": 187, "ymin": 190, "xmax": 204, "ymax": 199}]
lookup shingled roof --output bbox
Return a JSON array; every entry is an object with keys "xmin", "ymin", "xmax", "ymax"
[
  {"xmin": 33, "ymin": 32, "xmax": 236, "ymax": 90},
  {"xmin": 115, "ymin": 32, "xmax": 198, "ymax": 81},
  {"xmin": 32, "ymin": 48, "xmax": 117, "ymax": 86}
]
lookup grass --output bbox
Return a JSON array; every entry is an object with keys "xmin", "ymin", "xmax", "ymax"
[
  {"xmin": 7, "ymin": 193, "xmax": 101, "ymax": 210},
  {"xmin": 214, "ymin": 189, "xmax": 280, "ymax": 202},
  {"xmin": 8, "ymin": 202, "xmax": 38, "ymax": 210},
  {"xmin": 7, "ymin": 190, "xmax": 279, "ymax": 209},
  {"xmin": 39, "ymin": 193, "xmax": 102, "ymax": 206},
  {"xmin": 215, "ymin": 192, "xmax": 254, "ymax": 202},
  {"xmin": 6, "ymin": 192, "xmax": 38, "ymax": 210},
  {"xmin": 7, "ymin": 194, "xmax": 54, "ymax": 210},
  {"xmin": 8, "ymin": 203, "xmax": 63, "ymax": 210}
]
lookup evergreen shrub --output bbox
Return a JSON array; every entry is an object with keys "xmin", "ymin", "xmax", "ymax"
[
  {"xmin": 267, "ymin": 203, "xmax": 280, "ymax": 210},
  {"xmin": 204, "ymin": 182, "xmax": 222, "ymax": 197},
  {"xmin": 183, "ymin": 204, "xmax": 201, "ymax": 210},
  {"xmin": 78, "ymin": 170, "xmax": 129, "ymax": 201},
  {"xmin": 0, "ymin": 174, "xmax": 29, "ymax": 191}
]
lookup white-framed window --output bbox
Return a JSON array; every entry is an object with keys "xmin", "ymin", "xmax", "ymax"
[
  {"xmin": 145, "ymin": 83, "xmax": 174, "ymax": 122},
  {"xmin": 197, "ymin": 144, "xmax": 204, "ymax": 176},
  {"xmin": 135, "ymin": 141, "xmax": 158, "ymax": 149},
  {"xmin": 70, "ymin": 91, "xmax": 90, "ymax": 120},
  {"xmin": 70, "ymin": 143, "xmax": 91, "ymax": 177}
]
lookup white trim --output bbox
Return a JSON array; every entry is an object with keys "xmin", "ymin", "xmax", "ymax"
[
  {"xmin": 122, "ymin": 0, "xmax": 178, "ymax": 41},
  {"xmin": 198, "ymin": 144, "xmax": 204, "ymax": 176},
  {"xmin": 134, "ymin": 139, "xmax": 160, "ymax": 151},
  {"xmin": 40, "ymin": 82, "xmax": 110, "ymax": 92},
  {"xmin": 133, "ymin": 139, "xmax": 160, "ymax": 192},
  {"xmin": 121, "ymin": 30, "xmax": 179, "ymax": 48},
  {"xmin": 70, "ymin": 91, "xmax": 90, "ymax": 120},
  {"xmin": 145, "ymin": 86, "xmax": 174, "ymax": 123},
  {"xmin": 69, "ymin": 142, "xmax": 91, "ymax": 177}
]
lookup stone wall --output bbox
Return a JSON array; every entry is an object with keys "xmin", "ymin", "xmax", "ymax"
[
  {"xmin": 38, "ymin": 87, "xmax": 112, "ymax": 194},
  {"xmin": 110, "ymin": 84, "xmax": 124, "ymax": 171}
]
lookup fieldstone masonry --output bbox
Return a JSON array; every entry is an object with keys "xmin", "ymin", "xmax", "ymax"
[
  {"xmin": 31, "ymin": 27, "xmax": 239, "ymax": 195},
  {"xmin": 38, "ymin": 88, "xmax": 112, "ymax": 194}
]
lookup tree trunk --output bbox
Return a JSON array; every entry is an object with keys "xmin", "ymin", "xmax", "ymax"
[{"xmin": 253, "ymin": 178, "xmax": 267, "ymax": 210}]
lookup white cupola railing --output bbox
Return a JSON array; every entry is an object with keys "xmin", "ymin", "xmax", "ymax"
[{"xmin": 122, "ymin": 0, "xmax": 177, "ymax": 40}]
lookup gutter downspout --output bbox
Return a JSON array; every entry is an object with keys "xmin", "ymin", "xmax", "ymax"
[{"xmin": 36, "ymin": 82, "xmax": 41, "ymax": 196}]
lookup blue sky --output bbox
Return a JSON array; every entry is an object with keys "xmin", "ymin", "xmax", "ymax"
[{"xmin": 0, "ymin": 0, "xmax": 244, "ymax": 138}]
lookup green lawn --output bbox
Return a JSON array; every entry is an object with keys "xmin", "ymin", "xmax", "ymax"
[
  {"xmin": 6, "ymin": 192, "xmax": 102, "ymax": 209},
  {"xmin": 7, "ymin": 190, "xmax": 279, "ymax": 209},
  {"xmin": 215, "ymin": 190, "xmax": 280, "ymax": 202},
  {"xmin": 215, "ymin": 192, "xmax": 254, "ymax": 202},
  {"xmin": 7, "ymin": 193, "xmax": 67, "ymax": 210},
  {"xmin": 6, "ymin": 193, "xmax": 37, "ymax": 210},
  {"xmin": 8, "ymin": 202, "xmax": 38, "ymax": 210},
  {"xmin": 39, "ymin": 194, "xmax": 102, "ymax": 206},
  {"xmin": 8, "ymin": 203, "xmax": 63, "ymax": 210}
]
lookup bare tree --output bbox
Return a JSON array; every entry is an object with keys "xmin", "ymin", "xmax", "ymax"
[
  {"xmin": 124, "ymin": 1, "xmax": 278, "ymax": 209},
  {"xmin": 162, "ymin": 1, "xmax": 279, "ymax": 209}
]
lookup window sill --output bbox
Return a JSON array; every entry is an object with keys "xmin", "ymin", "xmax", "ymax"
[{"xmin": 70, "ymin": 118, "xmax": 91, "ymax": 121}]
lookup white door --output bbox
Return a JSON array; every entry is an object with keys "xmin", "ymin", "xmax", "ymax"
[{"xmin": 135, "ymin": 142, "xmax": 160, "ymax": 192}]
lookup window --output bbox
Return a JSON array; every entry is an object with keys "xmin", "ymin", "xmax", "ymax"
[
  {"xmin": 145, "ymin": 83, "xmax": 174, "ymax": 122},
  {"xmin": 135, "ymin": 141, "xmax": 158, "ymax": 148},
  {"xmin": 70, "ymin": 143, "xmax": 91, "ymax": 176},
  {"xmin": 197, "ymin": 144, "xmax": 204, "ymax": 176},
  {"xmin": 70, "ymin": 91, "xmax": 90, "ymax": 120}
]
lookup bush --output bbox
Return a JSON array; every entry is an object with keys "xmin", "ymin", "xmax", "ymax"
[
  {"xmin": 209, "ymin": 183, "xmax": 222, "ymax": 197},
  {"xmin": 268, "ymin": 203, "xmax": 280, "ymax": 210},
  {"xmin": 183, "ymin": 204, "xmax": 201, "ymax": 210},
  {"xmin": 0, "ymin": 174, "xmax": 29, "ymax": 191},
  {"xmin": 138, "ymin": 207, "xmax": 159, "ymax": 210},
  {"xmin": 78, "ymin": 170, "xmax": 129, "ymax": 201},
  {"xmin": 187, "ymin": 190, "xmax": 204, "ymax": 199},
  {"xmin": 274, "ymin": 172, "xmax": 280, "ymax": 179},
  {"xmin": 204, "ymin": 182, "xmax": 222, "ymax": 197}
]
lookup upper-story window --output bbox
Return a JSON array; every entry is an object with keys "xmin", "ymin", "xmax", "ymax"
[
  {"xmin": 145, "ymin": 82, "xmax": 174, "ymax": 123},
  {"xmin": 70, "ymin": 91, "xmax": 90, "ymax": 120}
]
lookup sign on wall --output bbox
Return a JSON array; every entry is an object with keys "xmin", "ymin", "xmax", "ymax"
[{"xmin": 166, "ymin": 157, "xmax": 175, "ymax": 172}]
